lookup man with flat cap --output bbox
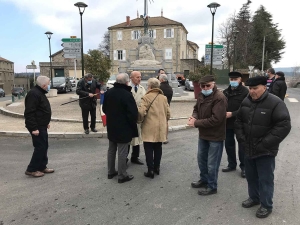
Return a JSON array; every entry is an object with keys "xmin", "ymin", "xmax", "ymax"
[
  {"xmin": 222, "ymin": 71, "xmax": 249, "ymax": 178},
  {"xmin": 187, "ymin": 75, "xmax": 227, "ymax": 196},
  {"xmin": 270, "ymin": 71, "xmax": 287, "ymax": 101},
  {"xmin": 235, "ymin": 76, "xmax": 291, "ymax": 218}
]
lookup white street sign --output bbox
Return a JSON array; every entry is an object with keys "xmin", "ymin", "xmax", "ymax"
[
  {"xmin": 61, "ymin": 42, "xmax": 81, "ymax": 48},
  {"xmin": 248, "ymin": 66, "xmax": 254, "ymax": 71},
  {"xmin": 63, "ymin": 48, "xmax": 81, "ymax": 53},
  {"xmin": 205, "ymin": 60, "xmax": 223, "ymax": 65},
  {"xmin": 26, "ymin": 65, "xmax": 37, "ymax": 69},
  {"xmin": 205, "ymin": 55, "xmax": 222, "ymax": 60},
  {"xmin": 63, "ymin": 53, "xmax": 81, "ymax": 59}
]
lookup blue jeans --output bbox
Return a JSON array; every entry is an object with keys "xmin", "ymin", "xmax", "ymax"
[
  {"xmin": 245, "ymin": 155, "xmax": 275, "ymax": 209},
  {"xmin": 197, "ymin": 138, "xmax": 224, "ymax": 190}
]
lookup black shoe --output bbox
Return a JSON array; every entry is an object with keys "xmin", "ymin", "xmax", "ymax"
[
  {"xmin": 163, "ymin": 141, "xmax": 169, "ymax": 144},
  {"xmin": 144, "ymin": 171, "xmax": 154, "ymax": 179},
  {"xmin": 191, "ymin": 180, "xmax": 208, "ymax": 188},
  {"xmin": 118, "ymin": 175, "xmax": 134, "ymax": 183},
  {"xmin": 256, "ymin": 206, "xmax": 272, "ymax": 218},
  {"xmin": 198, "ymin": 188, "xmax": 217, "ymax": 196},
  {"xmin": 242, "ymin": 198, "xmax": 260, "ymax": 208},
  {"xmin": 91, "ymin": 128, "xmax": 98, "ymax": 132},
  {"xmin": 84, "ymin": 129, "xmax": 89, "ymax": 134},
  {"xmin": 154, "ymin": 167, "xmax": 160, "ymax": 175},
  {"xmin": 107, "ymin": 171, "xmax": 118, "ymax": 179},
  {"xmin": 222, "ymin": 167, "xmax": 236, "ymax": 172},
  {"xmin": 241, "ymin": 170, "xmax": 246, "ymax": 178},
  {"xmin": 131, "ymin": 158, "xmax": 144, "ymax": 165}
]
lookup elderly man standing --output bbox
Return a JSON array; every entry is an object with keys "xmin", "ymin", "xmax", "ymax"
[
  {"xmin": 128, "ymin": 71, "xmax": 146, "ymax": 165},
  {"xmin": 222, "ymin": 71, "xmax": 249, "ymax": 178},
  {"xmin": 235, "ymin": 76, "xmax": 291, "ymax": 218},
  {"xmin": 270, "ymin": 71, "xmax": 287, "ymax": 101},
  {"xmin": 188, "ymin": 75, "xmax": 227, "ymax": 195},
  {"xmin": 24, "ymin": 76, "xmax": 54, "ymax": 177},
  {"xmin": 103, "ymin": 73, "xmax": 138, "ymax": 183}
]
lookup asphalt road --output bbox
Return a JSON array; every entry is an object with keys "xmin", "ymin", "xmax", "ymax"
[{"xmin": 0, "ymin": 95, "xmax": 11, "ymax": 102}]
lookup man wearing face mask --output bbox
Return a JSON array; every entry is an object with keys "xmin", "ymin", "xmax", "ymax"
[
  {"xmin": 187, "ymin": 75, "xmax": 227, "ymax": 196},
  {"xmin": 222, "ymin": 71, "xmax": 249, "ymax": 178},
  {"xmin": 24, "ymin": 76, "xmax": 53, "ymax": 177},
  {"xmin": 76, "ymin": 73, "xmax": 103, "ymax": 134}
]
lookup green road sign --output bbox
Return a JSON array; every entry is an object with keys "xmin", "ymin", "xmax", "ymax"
[
  {"xmin": 205, "ymin": 45, "xmax": 223, "ymax": 48},
  {"xmin": 61, "ymin": 38, "xmax": 81, "ymax": 42}
]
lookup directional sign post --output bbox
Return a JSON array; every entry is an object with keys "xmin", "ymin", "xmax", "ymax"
[
  {"xmin": 205, "ymin": 44, "xmax": 224, "ymax": 68},
  {"xmin": 62, "ymin": 38, "xmax": 81, "ymax": 59}
]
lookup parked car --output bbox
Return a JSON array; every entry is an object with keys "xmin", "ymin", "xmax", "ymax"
[
  {"xmin": 69, "ymin": 76, "xmax": 76, "ymax": 87},
  {"xmin": 185, "ymin": 79, "xmax": 194, "ymax": 91},
  {"xmin": 51, "ymin": 77, "xmax": 72, "ymax": 93},
  {"xmin": 12, "ymin": 87, "xmax": 25, "ymax": 96},
  {"xmin": 0, "ymin": 88, "xmax": 5, "ymax": 97},
  {"xmin": 106, "ymin": 75, "xmax": 117, "ymax": 89}
]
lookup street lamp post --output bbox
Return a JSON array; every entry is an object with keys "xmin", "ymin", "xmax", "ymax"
[
  {"xmin": 233, "ymin": 30, "xmax": 239, "ymax": 71},
  {"xmin": 207, "ymin": 2, "xmax": 220, "ymax": 75},
  {"xmin": 74, "ymin": 2, "xmax": 88, "ymax": 78},
  {"xmin": 45, "ymin": 31, "xmax": 53, "ymax": 88},
  {"xmin": 261, "ymin": 31, "xmax": 276, "ymax": 72}
]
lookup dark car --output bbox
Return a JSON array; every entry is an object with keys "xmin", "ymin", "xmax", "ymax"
[
  {"xmin": 12, "ymin": 87, "xmax": 25, "ymax": 96},
  {"xmin": 51, "ymin": 77, "xmax": 72, "ymax": 93},
  {"xmin": 0, "ymin": 88, "xmax": 5, "ymax": 97}
]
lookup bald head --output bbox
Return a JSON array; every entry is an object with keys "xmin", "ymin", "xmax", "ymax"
[{"xmin": 130, "ymin": 71, "xmax": 141, "ymax": 85}]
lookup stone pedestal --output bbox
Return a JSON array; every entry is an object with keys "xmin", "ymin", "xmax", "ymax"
[{"xmin": 46, "ymin": 89, "xmax": 57, "ymax": 98}]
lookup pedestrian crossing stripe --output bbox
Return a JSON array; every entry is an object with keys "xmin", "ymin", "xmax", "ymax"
[{"xmin": 287, "ymin": 98, "xmax": 299, "ymax": 103}]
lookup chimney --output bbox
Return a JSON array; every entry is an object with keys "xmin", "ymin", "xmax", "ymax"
[
  {"xmin": 126, "ymin": 16, "xmax": 130, "ymax": 26},
  {"xmin": 137, "ymin": 10, "xmax": 139, "ymax": 18},
  {"xmin": 161, "ymin": 8, "xmax": 163, "ymax": 17}
]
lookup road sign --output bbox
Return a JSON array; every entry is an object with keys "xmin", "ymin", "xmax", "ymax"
[
  {"xmin": 26, "ymin": 65, "xmax": 37, "ymax": 69},
  {"xmin": 205, "ymin": 55, "xmax": 222, "ymax": 60},
  {"xmin": 63, "ymin": 53, "xmax": 81, "ymax": 59},
  {"xmin": 205, "ymin": 44, "xmax": 223, "ymax": 48},
  {"xmin": 63, "ymin": 48, "xmax": 81, "ymax": 53},
  {"xmin": 61, "ymin": 38, "xmax": 81, "ymax": 42},
  {"xmin": 61, "ymin": 42, "xmax": 81, "ymax": 48}
]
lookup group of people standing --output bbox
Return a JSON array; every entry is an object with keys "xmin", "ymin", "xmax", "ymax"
[{"xmin": 23, "ymin": 67, "xmax": 290, "ymax": 219}]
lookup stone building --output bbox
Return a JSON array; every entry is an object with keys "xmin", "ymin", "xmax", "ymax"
[
  {"xmin": 0, "ymin": 57, "xmax": 14, "ymax": 93},
  {"xmin": 39, "ymin": 50, "xmax": 83, "ymax": 79},
  {"xmin": 108, "ymin": 14, "xmax": 200, "ymax": 75}
]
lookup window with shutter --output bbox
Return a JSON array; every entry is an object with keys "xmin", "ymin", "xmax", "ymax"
[
  {"xmin": 123, "ymin": 50, "xmax": 126, "ymax": 61},
  {"xmin": 117, "ymin": 31, "xmax": 122, "ymax": 41},
  {"xmin": 165, "ymin": 49, "xmax": 172, "ymax": 60},
  {"xmin": 117, "ymin": 50, "xmax": 123, "ymax": 60},
  {"xmin": 149, "ymin": 30, "xmax": 156, "ymax": 38},
  {"xmin": 113, "ymin": 50, "xmax": 117, "ymax": 60}
]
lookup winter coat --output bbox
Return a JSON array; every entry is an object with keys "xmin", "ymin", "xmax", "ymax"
[
  {"xmin": 160, "ymin": 81, "xmax": 173, "ymax": 105},
  {"xmin": 102, "ymin": 83, "xmax": 138, "ymax": 143},
  {"xmin": 138, "ymin": 88, "xmax": 171, "ymax": 143},
  {"xmin": 24, "ymin": 85, "xmax": 51, "ymax": 132},
  {"xmin": 76, "ymin": 78, "xmax": 101, "ymax": 109},
  {"xmin": 270, "ymin": 76, "xmax": 287, "ymax": 101},
  {"xmin": 130, "ymin": 84, "xmax": 146, "ymax": 146},
  {"xmin": 223, "ymin": 83, "xmax": 249, "ymax": 129},
  {"xmin": 235, "ymin": 91, "xmax": 291, "ymax": 159},
  {"xmin": 192, "ymin": 85, "xmax": 227, "ymax": 141}
]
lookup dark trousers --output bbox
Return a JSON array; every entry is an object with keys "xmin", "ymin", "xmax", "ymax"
[
  {"xmin": 225, "ymin": 128, "xmax": 245, "ymax": 170},
  {"xmin": 27, "ymin": 129, "xmax": 48, "ymax": 172},
  {"xmin": 245, "ymin": 155, "xmax": 275, "ymax": 209},
  {"xmin": 128, "ymin": 145, "xmax": 140, "ymax": 159},
  {"xmin": 143, "ymin": 142, "xmax": 162, "ymax": 171},
  {"xmin": 81, "ymin": 107, "xmax": 96, "ymax": 130}
]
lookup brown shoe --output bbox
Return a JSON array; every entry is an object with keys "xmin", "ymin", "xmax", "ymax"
[
  {"xmin": 25, "ymin": 171, "xmax": 44, "ymax": 177},
  {"xmin": 43, "ymin": 168, "xmax": 55, "ymax": 173}
]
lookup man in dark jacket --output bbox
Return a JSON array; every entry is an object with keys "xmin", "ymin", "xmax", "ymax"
[
  {"xmin": 76, "ymin": 73, "xmax": 103, "ymax": 134},
  {"xmin": 24, "ymin": 76, "xmax": 54, "ymax": 178},
  {"xmin": 103, "ymin": 73, "xmax": 138, "ymax": 183},
  {"xmin": 235, "ymin": 76, "xmax": 291, "ymax": 218},
  {"xmin": 270, "ymin": 71, "xmax": 287, "ymax": 101},
  {"xmin": 266, "ymin": 68, "xmax": 276, "ymax": 92},
  {"xmin": 187, "ymin": 75, "xmax": 227, "ymax": 196},
  {"xmin": 222, "ymin": 71, "xmax": 249, "ymax": 178}
]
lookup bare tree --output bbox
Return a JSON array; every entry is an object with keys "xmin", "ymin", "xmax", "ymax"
[{"xmin": 98, "ymin": 31, "xmax": 110, "ymax": 57}]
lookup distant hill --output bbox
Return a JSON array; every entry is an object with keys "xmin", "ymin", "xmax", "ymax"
[{"xmin": 274, "ymin": 67, "xmax": 295, "ymax": 72}]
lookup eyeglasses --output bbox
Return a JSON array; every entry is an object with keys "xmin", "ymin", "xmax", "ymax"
[{"xmin": 200, "ymin": 84, "xmax": 212, "ymax": 88}]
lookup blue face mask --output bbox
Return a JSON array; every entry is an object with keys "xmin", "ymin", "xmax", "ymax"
[
  {"xmin": 87, "ymin": 80, "xmax": 92, "ymax": 84},
  {"xmin": 201, "ymin": 89, "xmax": 213, "ymax": 96},
  {"xmin": 230, "ymin": 81, "xmax": 239, "ymax": 87},
  {"xmin": 47, "ymin": 85, "xmax": 50, "ymax": 91}
]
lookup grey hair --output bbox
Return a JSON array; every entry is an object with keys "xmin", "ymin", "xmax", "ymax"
[
  {"xmin": 148, "ymin": 77, "xmax": 160, "ymax": 89},
  {"xmin": 36, "ymin": 76, "xmax": 50, "ymax": 87},
  {"xmin": 116, "ymin": 73, "xmax": 129, "ymax": 84},
  {"xmin": 159, "ymin": 74, "xmax": 168, "ymax": 82},
  {"xmin": 84, "ymin": 73, "xmax": 93, "ymax": 79}
]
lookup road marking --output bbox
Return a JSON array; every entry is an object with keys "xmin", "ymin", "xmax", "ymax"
[
  {"xmin": 287, "ymin": 98, "xmax": 299, "ymax": 103},
  {"xmin": 8, "ymin": 103, "xmax": 22, "ymax": 107}
]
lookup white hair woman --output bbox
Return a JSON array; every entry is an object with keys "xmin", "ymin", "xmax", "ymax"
[{"xmin": 138, "ymin": 78, "xmax": 170, "ymax": 178}]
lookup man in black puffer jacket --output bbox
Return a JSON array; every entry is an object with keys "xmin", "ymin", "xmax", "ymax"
[
  {"xmin": 235, "ymin": 76, "xmax": 291, "ymax": 219},
  {"xmin": 270, "ymin": 71, "xmax": 287, "ymax": 101}
]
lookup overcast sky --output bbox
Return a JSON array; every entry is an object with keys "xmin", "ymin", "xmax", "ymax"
[{"xmin": 0, "ymin": 0, "xmax": 298, "ymax": 72}]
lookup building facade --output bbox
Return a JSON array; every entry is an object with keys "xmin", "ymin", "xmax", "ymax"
[
  {"xmin": 0, "ymin": 57, "xmax": 14, "ymax": 94},
  {"xmin": 108, "ymin": 15, "xmax": 199, "ymax": 74}
]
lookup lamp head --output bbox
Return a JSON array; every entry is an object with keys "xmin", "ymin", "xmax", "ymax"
[
  {"xmin": 207, "ymin": 2, "xmax": 220, "ymax": 15},
  {"xmin": 74, "ymin": 2, "xmax": 88, "ymax": 14},
  {"xmin": 45, "ymin": 31, "xmax": 53, "ymax": 39}
]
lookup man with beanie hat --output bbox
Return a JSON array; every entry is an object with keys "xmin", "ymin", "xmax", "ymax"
[
  {"xmin": 188, "ymin": 75, "xmax": 227, "ymax": 196},
  {"xmin": 235, "ymin": 76, "xmax": 291, "ymax": 218},
  {"xmin": 222, "ymin": 71, "xmax": 249, "ymax": 178},
  {"xmin": 270, "ymin": 71, "xmax": 287, "ymax": 101}
]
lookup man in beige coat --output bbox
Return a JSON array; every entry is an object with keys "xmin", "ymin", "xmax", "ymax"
[{"xmin": 128, "ymin": 71, "xmax": 146, "ymax": 165}]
